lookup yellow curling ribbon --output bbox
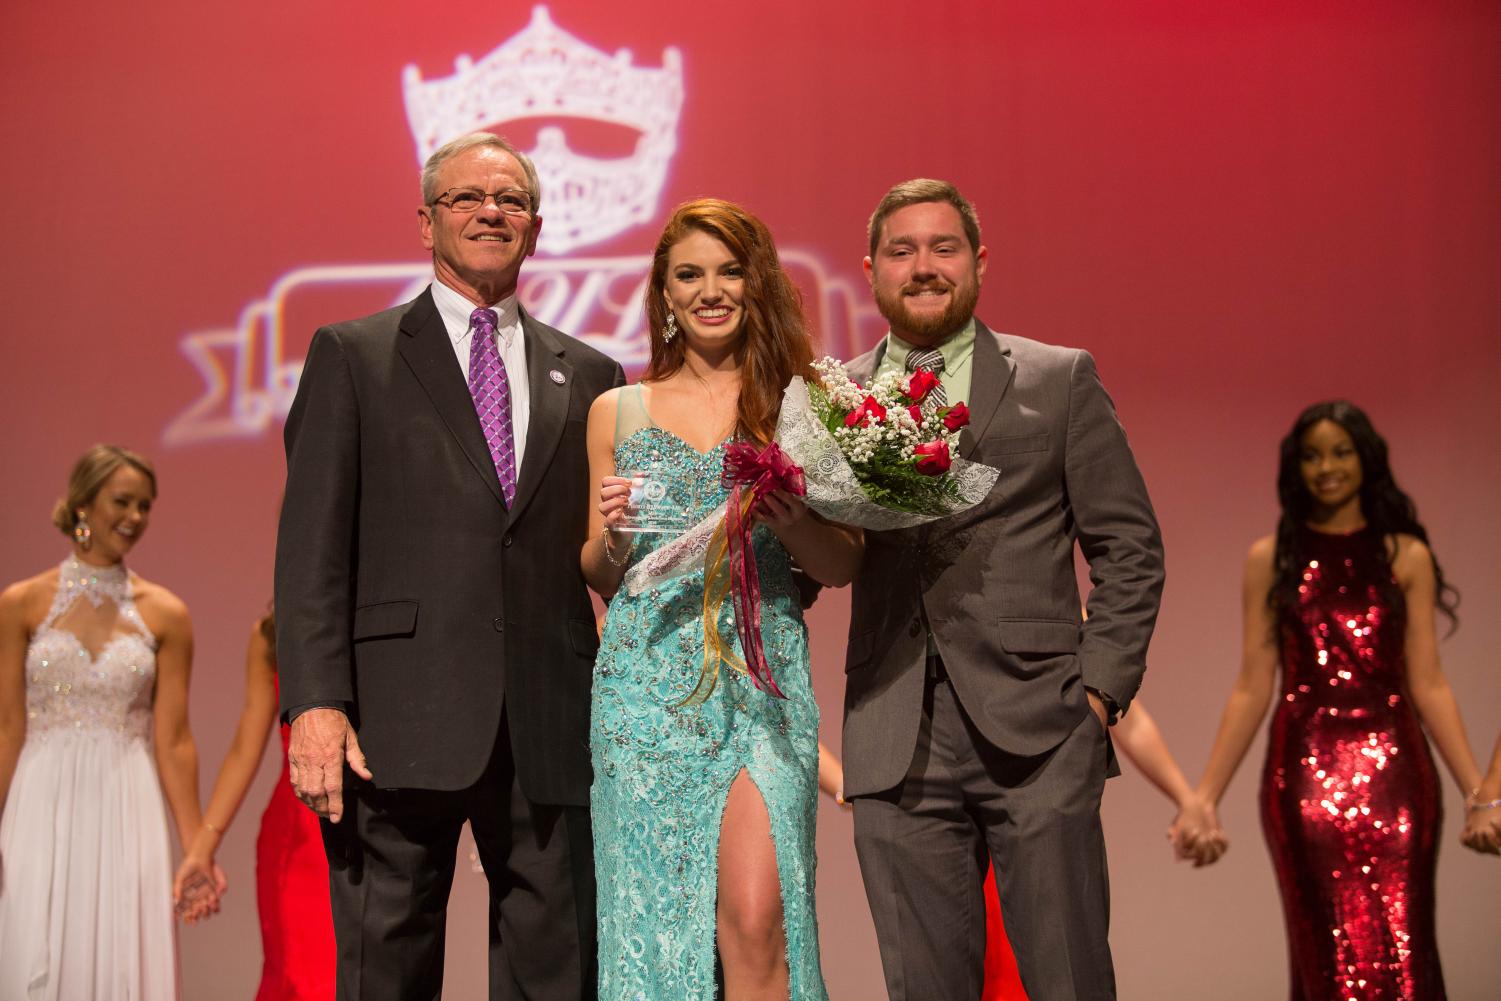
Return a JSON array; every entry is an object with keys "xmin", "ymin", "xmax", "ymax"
[{"xmin": 674, "ymin": 489, "xmax": 756, "ymax": 708}]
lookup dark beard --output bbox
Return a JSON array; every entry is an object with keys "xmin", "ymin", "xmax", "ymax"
[{"xmin": 873, "ymin": 279, "xmax": 979, "ymax": 343}]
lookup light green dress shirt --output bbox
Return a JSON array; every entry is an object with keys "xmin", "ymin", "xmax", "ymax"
[
  {"xmin": 872, "ymin": 318, "xmax": 977, "ymax": 658},
  {"xmin": 872, "ymin": 318, "xmax": 977, "ymax": 406}
]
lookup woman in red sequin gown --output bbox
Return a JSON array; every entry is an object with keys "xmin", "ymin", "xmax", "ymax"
[
  {"xmin": 1184, "ymin": 401, "xmax": 1483, "ymax": 1000},
  {"xmin": 175, "ymin": 615, "xmax": 335, "ymax": 1000}
]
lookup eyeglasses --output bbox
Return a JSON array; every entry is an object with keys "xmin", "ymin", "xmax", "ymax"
[{"xmin": 432, "ymin": 187, "xmax": 535, "ymax": 216}]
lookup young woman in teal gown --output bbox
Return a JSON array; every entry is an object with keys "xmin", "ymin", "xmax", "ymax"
[{"xmin": 581, "ymin": 199, "xmax": 863, "ymax": 1001}]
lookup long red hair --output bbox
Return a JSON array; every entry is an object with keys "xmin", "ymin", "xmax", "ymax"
[{"xmin": 642, "ymin": 199, "xmax": 814, "ymax": 445}]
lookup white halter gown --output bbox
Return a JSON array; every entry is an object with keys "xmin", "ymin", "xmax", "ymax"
[{"xmin": 0, "ymin": 558, "xmax": 177, "ymax": 1000}]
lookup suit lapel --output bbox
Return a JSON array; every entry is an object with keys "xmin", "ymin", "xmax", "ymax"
[
  {"xmin": 508, "ymin": 308, "xmax": 572, "ymax": 526},
  {"xmin": 960, "ymin": 320, "xmax": 1015, "ymax": 458},
  {"xmin": 845, "ymin": 340, "xmax": 887, "ymax": 387},
  {"xmin": 396, "ymin": 290, "xmax": 505, "ymax": 505}
]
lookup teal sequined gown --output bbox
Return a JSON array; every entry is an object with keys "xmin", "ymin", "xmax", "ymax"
[{"xmin": 592, "ymin": 390, "xmax": 827, "ymax": 1001}]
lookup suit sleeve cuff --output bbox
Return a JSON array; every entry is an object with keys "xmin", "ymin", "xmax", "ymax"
[
  {"xmin": 284, "ymin": 701, "xmax": 351, "ymax": 725},
  {"xmin": 1084, "ymin": 686, "xmax": 1122, "ymax": 725}
]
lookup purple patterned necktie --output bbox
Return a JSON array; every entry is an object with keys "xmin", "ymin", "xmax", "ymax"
[{"xmin": 467, "ymin": 307, "xmax": 517, "ymax": 505}]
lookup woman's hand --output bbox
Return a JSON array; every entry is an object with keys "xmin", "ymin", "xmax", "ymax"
[
  {"xmin": 754, "ymin": 489, "xmax": 809, "ymax": 532},
  {"xmin": 599, "ymin": 475, "xmax": 638, "ymax": 535},
  {"xmin": 817, "ymin": 742, "xmax": 852, "ymax": 811}
]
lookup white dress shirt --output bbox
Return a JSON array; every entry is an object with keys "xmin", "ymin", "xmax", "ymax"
[{"xmin": 430, "ymin": 279, "xmax": 531, "ymax": 471}]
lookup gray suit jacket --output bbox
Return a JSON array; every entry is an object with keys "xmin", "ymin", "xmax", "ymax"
[{"xmin": 842, "ymin": 321, "xmax": 1164, "ymax": 797}]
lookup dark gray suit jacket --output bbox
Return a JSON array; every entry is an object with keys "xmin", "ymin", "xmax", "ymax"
[
  {"xmin": 274, "ymin": 288, "xmax": 624, "ymax": 803},
  {"xmin": 842, "ymin": 322, "xmax": 1164, "ymax": 797}
]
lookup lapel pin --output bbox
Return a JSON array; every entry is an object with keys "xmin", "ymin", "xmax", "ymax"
[{"xmin": 549, "ymin": 369, "xmax": 566, "ymax": 384}]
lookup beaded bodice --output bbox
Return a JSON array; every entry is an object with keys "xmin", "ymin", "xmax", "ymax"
[{"xmin": 25, "ymin": 558, "xmax": 157, "ymax": 743}]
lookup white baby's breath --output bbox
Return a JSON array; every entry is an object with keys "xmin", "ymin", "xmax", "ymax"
[{"xmin": 803, "ymin": 356, "xmax": 972, "ymax": 484}]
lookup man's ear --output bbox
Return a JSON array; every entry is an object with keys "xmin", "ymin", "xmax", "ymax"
[
  {"xmin": 418, "ymin": 206, "xmax": 435, "ymax": 252},
  {"xmin": 862, "ymin": 255, "xmax": 875, "ymax": 288},
  {"xmin": 974, "ymin": 244, "xmax": 988, "ymax": 282},
  {"xmin": 524, "ymin": 214, "xmax": 543, "ymax": 258}
]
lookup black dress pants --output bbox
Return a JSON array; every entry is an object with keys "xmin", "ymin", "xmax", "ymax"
[{"xmin": 321, "ymin": 714, "xmax": 596, "ymax": 1000}]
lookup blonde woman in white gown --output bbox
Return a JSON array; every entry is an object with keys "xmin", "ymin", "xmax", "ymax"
[{"xmin": 0, "ymin": 445, "xmax": 214, "ymax": 1000}]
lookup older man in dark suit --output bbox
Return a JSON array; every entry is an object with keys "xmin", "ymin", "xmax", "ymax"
[
  {"xmin": 843, "ymin": 179, "xmax": 1164, "ymax": 1000},
  {"xmin": 274, "ymin": 132, "xmax": 623, "ymax": 1000}
]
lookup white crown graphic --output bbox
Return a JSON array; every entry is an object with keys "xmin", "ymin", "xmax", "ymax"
[{"xmin": 402, "ymin": 6, "xmax": 683, "ymax": 255}]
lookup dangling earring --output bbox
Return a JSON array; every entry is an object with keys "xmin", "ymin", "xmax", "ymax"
[
  {"xmin": 74, "ymin": 512, "xmax": 92, "ymax": 551},
  {"xmin": 662, "ymin": 311, "xmax": 679, "ymax": 344}
]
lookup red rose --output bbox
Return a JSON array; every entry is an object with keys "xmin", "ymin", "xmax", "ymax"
[
  {"xmin": 906, "ymin": 368, "xmax": 941, "ymax": 402},
  {"xmin": 913, "ymin": 440, "xmax": 952, "ymax": 476},
  {"xmin": 907, "ymin": 404, "xmax": 924, "ymax": 423},
  {"xmin": 844, "ymin": 394, "xmax": 888, "ymax": 428},
  {"xmin": 942, "ymin": 402, "xmax": 971, "ymax": 432}
]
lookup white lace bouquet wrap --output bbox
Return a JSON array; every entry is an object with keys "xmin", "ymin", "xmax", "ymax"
[{"xmin": 623, "ymin": 363, "xmax": 1000, "ymax": 598}]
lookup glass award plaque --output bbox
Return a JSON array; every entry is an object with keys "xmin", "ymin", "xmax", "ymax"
[{"xmin": 619, "ymin": 467, "xmax": 691, "ymax": 535}]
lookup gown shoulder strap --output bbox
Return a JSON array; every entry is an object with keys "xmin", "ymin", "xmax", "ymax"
[{"xmin": 613, "ymin": 383, "xmax": 654, "ymax": 450}]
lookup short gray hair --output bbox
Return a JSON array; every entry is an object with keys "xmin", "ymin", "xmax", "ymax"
[
  {"xmin": 420, "ymin": 132, "xmax": 542, "ymax": 214},
  {"xmin": 867, "ymin": 178, "xmax": 982, "ymax": 259}
]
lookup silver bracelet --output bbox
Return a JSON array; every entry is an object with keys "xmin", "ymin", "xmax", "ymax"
[{"xmin": 1469, "ymin": 791, "xmax": 1501, "ymax": 812}]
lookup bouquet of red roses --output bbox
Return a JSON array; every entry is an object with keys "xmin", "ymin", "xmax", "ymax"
[
  {"xmin": 787, "ymin": 356, "xmax": 996, "ymax": 524},
  {"xmin": 624, "ymin": 358, "xmax": 1001, "ymax": 602},
  {"xmin": 622, "ymin": 358, "xmax": 1001, "ymax": 705}
]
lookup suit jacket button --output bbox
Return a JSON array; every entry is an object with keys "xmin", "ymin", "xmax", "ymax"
[
  {"xmin": 493, "ymin": 618, "xmax": 504, "ymax": 632},
  {"xmin": 909, "ymin": 618, "xmax": 922, "ymax": 637},
  {"xmin": 503, "ymin": 534, "xmax": 513, "ymax": 548}
]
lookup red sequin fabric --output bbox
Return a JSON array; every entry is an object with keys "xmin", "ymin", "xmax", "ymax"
[{"xmin": 1261, "ymin": 527, "xmax": 1445, "ymax": 1000}]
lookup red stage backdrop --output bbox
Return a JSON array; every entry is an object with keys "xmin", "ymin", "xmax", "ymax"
[{"xmin": 1, "ymin": 2, "xmax": 1497, "ymax": 996}]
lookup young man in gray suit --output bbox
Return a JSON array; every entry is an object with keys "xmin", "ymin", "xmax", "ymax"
[
  {"xmin": 843, "ymin": 179, "xmax": 1164, "ymax": 1000},
  {"xmin": 275, "ymin": 133, "xmax": 623, "ymax": 999}
]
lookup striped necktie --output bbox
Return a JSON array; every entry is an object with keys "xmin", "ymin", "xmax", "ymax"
[{"xmin": 905, "ymin": 347, "xmax": 948, "ymax": 408}]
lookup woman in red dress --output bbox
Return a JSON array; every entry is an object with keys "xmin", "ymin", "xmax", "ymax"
[
  {"xmin": 174, "ymin": 613, "xmax": 335, "ymax": 1000},
  {"xmin": 1182, "ymin": 400, "xmax": 1483, "ymax": 999}
]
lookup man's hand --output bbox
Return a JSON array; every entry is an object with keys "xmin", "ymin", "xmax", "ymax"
[
  {"xmin": 288, "ymin": 707, "xmax": 372, "ymax": 823},
  {"xmin": 1085, "ymin": 690, "xmax": 1109, "ymax": 730}
]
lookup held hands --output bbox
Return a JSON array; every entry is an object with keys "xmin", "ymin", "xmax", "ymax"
[
  {"xmin": 288, "ymin": 708, "xmax": 371, "ymax": 824},
  {"xmin": 172, "ymin": 849, "xmax": 228, "ymax": 924},
  {"xmin": 1461, "ymin": 802, "xmax": 1501, "ymax": 855},
  {"xmin": 1168, "ymin": 794, "xmax": 1229, "ymax": 867}
]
